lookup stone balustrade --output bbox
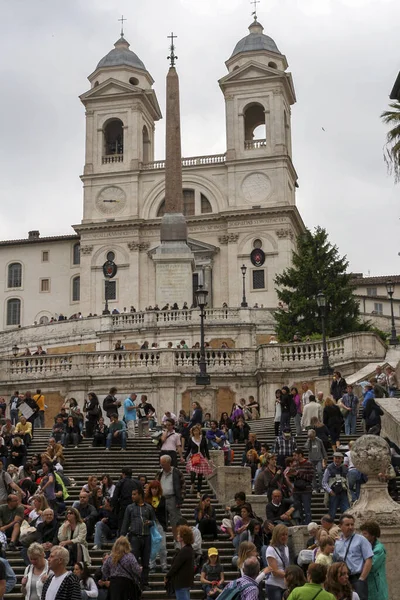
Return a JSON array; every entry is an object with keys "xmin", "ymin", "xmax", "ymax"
[
  {"xmin": 102, "ymin": 154, "xmax": 123, "ymax": 163},
  {"xmin": 140, "ymin": 153, "xmax": 226, "ymax": 171},
  {"xmin": 244, "ymin": 139, "xmax": 267, "ymax": 150}
]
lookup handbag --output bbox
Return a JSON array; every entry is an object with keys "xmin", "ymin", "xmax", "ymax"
[
  {"xmin": 150, "ymin": 524, "xmax": 163, "ymax": 561},
  {"xmin": 191, "ymin": 453, "xmax": 202, "ymax": 466}
]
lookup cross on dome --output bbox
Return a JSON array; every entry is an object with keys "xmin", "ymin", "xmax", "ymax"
[
  {"xmin": 250, "ymin": 0, "xmax": 260, "ymax": 21},
  {"xmin": 118, "ymin": 14, "xmax": 127, "ymax": 37}
]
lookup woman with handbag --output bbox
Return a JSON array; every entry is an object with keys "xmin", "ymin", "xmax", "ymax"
[
  {"xmin": 101, "ymin": 537, "xmax": 142, "ymax": 600},
  {"xmin": 144, "ymin": 480, "xmax": 168, "ymax": 573},
  {"xmin": 194, "ymin": 494, "xmax": 218, "ymax": 540},
  {"xmin": 185, "ymin": 424, "xmax": 212, "ymax": 499},
  {"xmin": 21, "ymin": 542, "xmax": 50, "ymax": 600}
]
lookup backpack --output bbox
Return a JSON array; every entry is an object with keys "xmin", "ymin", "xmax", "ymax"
[
  {"xmin": 0, "ymin": 557, "xmax": 16, "ymax": 593},
  {"xmin": 217, "ymin": 580, "xmax": 256, "ymax": 600}
]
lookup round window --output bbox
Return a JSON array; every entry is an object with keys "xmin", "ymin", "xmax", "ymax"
[
  {"xmin": 253, "ymin": 239, "xmax": 263, "ymax": 249},
  {"xmin": 106, "ymin": 251, "xmax": 115, "ymax": 262}
]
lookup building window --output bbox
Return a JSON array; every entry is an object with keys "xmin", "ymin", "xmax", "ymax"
[
  {"xmin": 104, "ymin": 119, "xmax": 124, "ymax": 155},
  {"xmin": 42, "ymin": 251, "xmax": 49, "ymax": 262},
  {"xmin": 72, "ymin": 276, "xmax": 80, "ymax": 302},
  {"xmin": 40, "ymin": 279, "xmax": 50, "ymax": 293},
  {"xmin": 374, "ymin": 302, "xmax": 383, "ymax": 315},
  {"xmin": 157, "ymin": 189, "xmax": 213, "ymax": 217},
  {"xmin": 73, "ymin": 243, "xmax": 80, "ymax": 265},
  {"xmin": 200, "ymin": 194, "xmax": 212, "ymax": 214},
  {"xmin": 105, "ymin": 280, "xmax": 117, "ymax": 301},
  {"xmin": 7, "ymin": 298, "xmax": 21, "ymax": 326},
  {"xmin": 183, "ymin": 190, "xmax": 195, "ymax": 216},
  {"xmin": 252, "ymin": 270, "xmax": 265, "ymax": 290},
  {"xmin": 367, "ymin": 287, "xmax": 377, "ymax": 296},
  {"xmin": 39, "ymin": 316, "xmax": 49, "ymax": 325},
  {"xmin": 7, "ymin": 263, "xmax": 22, "ymax": 288}
]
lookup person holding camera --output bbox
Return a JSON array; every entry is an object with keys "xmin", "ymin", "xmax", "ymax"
[{"xmin": 322, "ymin": 452, "xmax": 349, "ymax": 519}]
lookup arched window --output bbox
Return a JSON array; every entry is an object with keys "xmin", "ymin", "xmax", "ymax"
[
  {"xmin": 143, "ymin": 125, "xmax": 151, "ymax": 163},
  {"xmin": 244, "ymin": 103, "xmax": 266, "ymax": 145},
  {"xmin": 73, "ymin": 243, "xmax": 80, "ymax": 265},
  {"xmin": 8, "ymin": 263, "xmax": 22, "ymax": 288},
  {"xmin": 39, "ymin": 316, "xmax": 49, "ymax": 325},
  {"xmin": 103, "ymin": 119, "xmax": 124, "ymax": 156},
  {"xmin": 7, "ymin": 298, "xmax": 21, "ymax": 326},
  {"xmin": 72, "ymin": 276, "xmax": 80, "ymax": 302},
  {"xmin": 157, "ymin": 189, "xmax": 213, "ymax": 217},
  {"xmin": 200, "ymin": 194, "xmax": 212, "ymax": 214}
]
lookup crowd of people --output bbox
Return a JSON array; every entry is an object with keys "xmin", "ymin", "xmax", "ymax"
[{"xmin": 0, "ymin": 367, "xmax": 394, "ymax": 600}]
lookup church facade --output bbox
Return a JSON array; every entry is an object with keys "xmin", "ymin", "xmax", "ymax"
[{"xmin": 1, "ymin": 19, "xmax": 304, "ymax": 330}]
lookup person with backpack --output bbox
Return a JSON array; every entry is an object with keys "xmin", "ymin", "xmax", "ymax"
[
  {"xmin": 304, "ymin": 430, "xmax": 327, "ymax": 494},
  {"xmin": 322, "ymin": 453, "xmax": 349, "ymax": 520},
  {"xmin": 219, "ymin": 556, "xmax": 260, "ymax": 600}
]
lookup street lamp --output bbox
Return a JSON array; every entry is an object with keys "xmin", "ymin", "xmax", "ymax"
[
  {"xmin": 386, "ymin": 280, "xmax": 398, "ymax": 345},
  {"xmin": 195, "ymin": 285, "xmax": 210, "ymax": 386},
  {"xmin": 316, "ymin": 291, "xmax": 333, "ymax": 376},
  {"xmin": 12, "ymin": 343, "xmax": 19, "ymax": 357},
  {"xmin": 241, "ymin": 264, "xmax": 248, "ymax": 308}
]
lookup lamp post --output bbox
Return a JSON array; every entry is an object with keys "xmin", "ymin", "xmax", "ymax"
[
  {"xmin": 386, "ymin": 280, "xmax": 398, "ymax": 345},
  {"xmin": 241, "ymin": 264, "xmax": 248, "ymax": 308},
  {"xmin": 12, "ymin": 344, "xmax": 19, "ymax": 357},
  {"xmin": 195, "ymin": 285, "xmax": 210, "ymax": 386},
  {"xmin": 316, "ymin": 291, "xmax": 333, "ymax": 376},
  {"xmin": 103, "ymin": 280, "xmax": 110, "ymax": 315}
]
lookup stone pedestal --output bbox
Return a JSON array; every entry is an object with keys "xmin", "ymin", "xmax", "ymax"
[
  {"xmin": 153, "ymin": 240, "xmax": 194, "ymax": 306},
  {"xmin": 349, "ymin": 435, "xmax": 400, "ymax": 600},
  {"xmin": 207, "ymin": 466, "xmax": 252, "ymax": 505}
]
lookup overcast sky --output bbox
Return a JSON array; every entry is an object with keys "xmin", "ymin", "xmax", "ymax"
[{"xmin": 0, "ymin": 0, "xmax": 398, "ymax": 275}]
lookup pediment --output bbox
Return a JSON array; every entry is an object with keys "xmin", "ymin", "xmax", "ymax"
[
  {"xmin": 220, "ymin": 61, "xmax": 284, "ymax": 84},
  {"xmin": 80, "ymin": 78, "xmax": 143, "ymax": 101},
  {"xmin": 148, "ymin": 237, "xmax": 219, "ymax": 257}
]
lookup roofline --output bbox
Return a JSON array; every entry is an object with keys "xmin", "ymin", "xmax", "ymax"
[
  {"xmin": 0, "ymin": 234, "xmax": 79, "ymax": 248},
  {"xmin": 390, "ymin": 71, "xmax": 400, "ymax": 101}
]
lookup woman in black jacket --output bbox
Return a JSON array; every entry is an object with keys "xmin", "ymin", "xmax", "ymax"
[
  {"xmin": 280, "ymin": 386, "xmax": 294, "ymax": 431},
  {"xmin": 185, "ymin": 424, "xmax": 211, "ymax": 498},
  {"xmin": 232, "ymin": 417, "xmax": 250, "ymax": 443},
  {"xmin": 187, "ymin": 402, "xmax": 203, "ymax": 429},
  {"xmin": 323, "ymin": 397, "xmax": 343, "ymax": 450},
  {"xmin": 363, "ymin": 396, "xmax": 384, "ymax": 433},
  {"xmin": 145, "ymin": 480, "xmax": 168, "ymax": 573},
  {"xmin": 83, "ymin": 392, "xmax": 101, "ymax": 438},
  {"xmin": 164, "ymin": 525, "xmax": 194, "ymax": 600}
]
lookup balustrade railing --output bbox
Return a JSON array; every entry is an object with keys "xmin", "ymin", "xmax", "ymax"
[
  {"xmin": 279, "ymin": 338, "xmax": 345, "ymax": 363},
  {"xmin": 244, "ymin": 139, "xmax": 267, "ymax": 150},
  {"xmin": 140, "ymin": 153, "xmax": 226, "ymax": 171},
  {"xmin": 102, "ymin": 155, "xmax": 123, "ymax": 164}
]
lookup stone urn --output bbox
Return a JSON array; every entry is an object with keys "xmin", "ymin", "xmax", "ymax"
[{"xmin": 349, "ymin": 434, "xmax": 400, "ymax": 526}]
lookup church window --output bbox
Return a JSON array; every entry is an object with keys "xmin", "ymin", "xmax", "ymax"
[
  {"xmin": 73, "ymin": 243, "xmax": 80, "ymax": 265},
  {"xmin": 200, "ymin": 194, "xmax": 212, "ymax": 214},
  {"xmin": 253, "ymin": 239, "xmax": 262, "ymax": 249},
  {"xmin": 106, "ymin": 251, "xmax": 115, "ymax": 262},
  {"xmin": 72, "ymin": 276, "xmax": 80, "ymax": 302},
  {"xmin": 129, "ymin": 77, "xmax": 139, "ymax": 86},
  {"xmin": 7, "ymin": 298, "xmax": 21, "ymax": 326},
  {"xmin": 252, "ymin": 269, "xmax": 265, "ymax": 290},
  {"xmin": 142, "ymin": 125, "xmax": 151, "ymax": 164},
  {"xmin": 40, "ymin": 279, "xmax": 50, "ymax": 293},
  {"xmin": 157, "ymin": 189, "xmax": 213, "ymax": 217},
  {"xmin": 244, "ymin": 103, "xmax": 266, "ymax": 146},
  {"xmin": 39, "ymin": 316, "xmax": 49, "ymax": 324},
  {"xmin": 268, "ymin": 61, "xmax": 277, "ymax": 69},
  {"xmin": 105, "ymin": 280, "xmax": 117, "ymax": 301},
  {"xmin": 94, "ymin": 81, "xmax": 99, "ymax": 87},
  {"xmin": 42, "ymin": 251, "xmax": 49, "ymax": 262},
  {"xmin": 7, "ymin": 263, "xmax": 22, "ymax": 288},
  {"xmin": 103, "ymin": 119, "xmax": 124, "ymax": 156}
]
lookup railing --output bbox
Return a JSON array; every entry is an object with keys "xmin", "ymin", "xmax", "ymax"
[
  {"xmin": 279, "ymin": 339, "xmax": 345, "ymax": 363},
  {"xmin": 140, "ymin": 153, "xmax": 226, "ymax": 171},
  {"xmin": 102, "ymin": 155, "xmax": 123, "ymax": 164},
  {"xmin": 111, "ymin": 313, "xmax": 145, "ymax": 327},
  {"xmin": 244, "ymin": 139, "xmax": 267, "ymax": 150},
  {"xmin": 174, "ymin": 349, "xmax": 245, "ymax": 370}
]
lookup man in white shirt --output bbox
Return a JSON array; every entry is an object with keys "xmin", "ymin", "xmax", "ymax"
[
  {"xmin": 162, "ymin": 411, "xmax": 177, "ymax": 424},
  {"xmin": 42, "ymin": 546, "xmax": 81, "ymax": 600},
  {"xmin": 160, "ymin": 419, "xmax": 184, "ymax": 467},
  {"xmin": 302, "ymin": 382, "xmax": 313, "ymax": 409}
]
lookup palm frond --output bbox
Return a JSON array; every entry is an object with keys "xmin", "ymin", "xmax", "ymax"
[{"xmin": 381, "ymin": 102, "xmax": 400, "ymax": 183}]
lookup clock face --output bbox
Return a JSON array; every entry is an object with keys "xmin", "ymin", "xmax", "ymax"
[{"xmin": 96, "ymin": 186, "xmax": 126, "ymax": 215}]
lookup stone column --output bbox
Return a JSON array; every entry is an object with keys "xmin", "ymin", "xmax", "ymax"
[{"xmin": 349, "ymin": 435, "xmax": 400, "ymax": 600}]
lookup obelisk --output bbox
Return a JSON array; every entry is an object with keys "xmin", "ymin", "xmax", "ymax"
[{"xmin": 153, "ymin": 33, "xmax": 194, "ymax": 306}]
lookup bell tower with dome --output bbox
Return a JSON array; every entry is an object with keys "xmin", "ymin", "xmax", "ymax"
[
  {"xmin": 79, "ymin": 32, "xmax": 162, "ymax": 223},
  {"xmin": 219, "ymin": 17, "xmax": 297, "ymax": 206}
]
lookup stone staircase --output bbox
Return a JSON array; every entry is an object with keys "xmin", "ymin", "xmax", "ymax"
[{"xmin": 5, "ymin": 416, "xmax": 368, "ymax": 599}]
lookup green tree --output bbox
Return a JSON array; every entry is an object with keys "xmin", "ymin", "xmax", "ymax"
[
  {"xmin": 381, "ymin": 102, "xmax": 400, "ymax": 183},
  {"xmin": 274, "ymin": 227, "xmax": 364, "ymax": 342}
]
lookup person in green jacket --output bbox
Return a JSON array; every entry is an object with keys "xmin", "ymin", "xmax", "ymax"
[
  {"xmin": 360, "ymin": 520, "xmax": 389, "ymax": 600},
  {"xmin": 287, "ymin": 562, "xmax": 336, "ymax": 600}
]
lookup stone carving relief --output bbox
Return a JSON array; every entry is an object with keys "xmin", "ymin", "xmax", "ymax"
[
  {"xmin": 275, "ymin": 228, "xmax": 294, "ymax": 240},
  {"xmin": 80, "ymin": 245, "xmax": 93, "ymax": 255},
  {"xmin": 218, "ymin": 234, "xmax": 239, "ymax": 245},
  {"xmin": 127, "ymin": 242, "xmax": 150, "ymax": 252},
  {"xmin": 242, "ymin": 173, "xmax": 272, "ymax": 204}
]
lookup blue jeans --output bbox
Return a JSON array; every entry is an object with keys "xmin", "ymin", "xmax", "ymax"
[
  {"xmin": 266, "ymin": 584, "xmax": 286, "ymax": 600},
  {"xmin": 345, "ymin": 413, "xmax": 357, "ymax": 435},
  {"xmin": 106, "ymin": 430, "xmax": 126, "ymax": 449},
  {"xmin": 329, "ymin": 491, "xmax": 350, "ymax": 518},
  {"xmin": 294, "ymin": 492, "xmax": 312, "ymax": 524},
  {"xmin": 347, "ymin": 469, "xmax": 362, "ymax": 502},
  {"xmin": 10, "ymin": 410, "xmax": 18, "ymax": 426},
  {"xmin": 94, "ymin": 521, "xmax": 115, "ymax": 547},
  {"xmin": 175, "ymin": 588, "xmax": 190, "ymax": 600}
]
